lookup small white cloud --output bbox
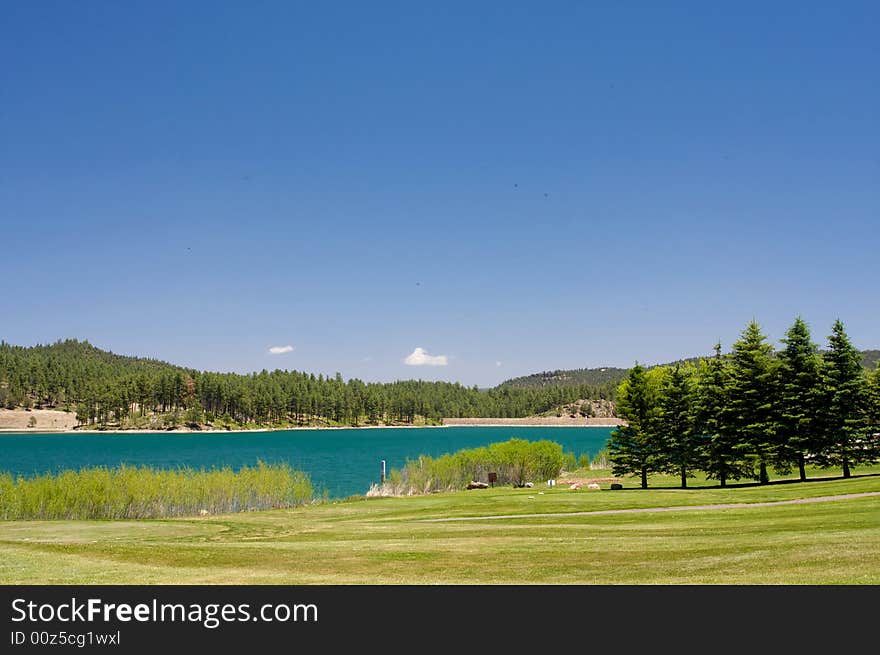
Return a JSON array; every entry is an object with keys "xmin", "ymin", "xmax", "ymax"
[
  {"xmin": 496, "ymin": 361, "xmax": 502, "ymax": 367},
  {"xmin": 363, "ymin": 356, "xmax": 373, "ymax": 362},
  {"xmin": 404, "ymin": 347, "xmax": 448, "ymax": 366},
  {"xmin": 268, "ymin": 345, "xmax": 294, "ymax": 354}
]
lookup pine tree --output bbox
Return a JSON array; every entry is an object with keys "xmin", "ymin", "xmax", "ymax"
[
  {"xmin": 608, "ymin": 364, "xmax": 661, "ymax": 489},
  {"xmin": 655, "ymin": 364, "xmax": 699, "ymax": 488},
  {"xmin": 693, "ymin": 343, "xmax": 751, "ymax": 486},
  {"xmin": 818, "ymin": 320, "xmax": 870, "ymax": 477},
  {"xmin": 725, "ymin": 320, "xmax": 778, "ymax": 484},
  {"xmin": 864, "ymin": 366, "xmax": 880, "ymax": 460},
  {"xmin": 777, "ymin": 317, "xmax": 824, "ymax": 481},
  {"xmin": 869, "ymin": 366, "xmax": 880, "ymax": 435}
]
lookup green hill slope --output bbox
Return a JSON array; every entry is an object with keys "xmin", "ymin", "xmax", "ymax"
[{"xmin": 500, "ymin": 350, "xmax": 879, "ymax": 390}]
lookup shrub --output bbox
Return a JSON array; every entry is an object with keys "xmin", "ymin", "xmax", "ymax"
[
  {"xmin": 591, "ymin": 448, "xmax": 610, "ymax": 469},
  {"xmin": 370, "ymin": 438, "xmax": 567, "ymax": 495}
]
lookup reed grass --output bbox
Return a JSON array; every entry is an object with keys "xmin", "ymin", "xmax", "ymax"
[
  {"xmin": 369, "ymin": 438, "xmax": 567, "ymax": 496},
  {"xmin": 0, "ymin": 462, "xmax": 313, "ymax": 519}
]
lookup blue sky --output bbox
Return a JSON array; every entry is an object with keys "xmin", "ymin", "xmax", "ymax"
[{"xmin": 2, "ymin": 1, "xmax": 878, "ymax": 387}]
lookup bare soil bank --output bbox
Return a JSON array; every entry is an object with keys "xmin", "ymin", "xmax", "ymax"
[{"xmin": 0, "ymin": 408, "xmax": 78, "ymax": 431}]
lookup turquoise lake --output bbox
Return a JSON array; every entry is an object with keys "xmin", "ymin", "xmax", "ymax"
[{"xmin": 0, "ymin": 426, "xmax": 614, "ymax": 498}]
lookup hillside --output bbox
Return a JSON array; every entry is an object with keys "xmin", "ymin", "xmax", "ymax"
[
  {"xmin": 500, "ymin": 350, "xmax": 879, "ymax": 390},
  {"xmin": 498, "ymin": 367, "xmax": 629, "ymax": 389}
]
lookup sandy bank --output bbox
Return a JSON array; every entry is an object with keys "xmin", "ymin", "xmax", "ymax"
[
  {"xmin": 0, "ymin": 411, "xmax": 446, "ymax": 434},
  {"xmin": 0, "ymin": 408, "xmax": 78, "ymax": 432},
  {"xmin": 0, "ymin": 408, "xmax": 623, "ymax": 434},
  {"xmin": 442, "ymin": 417, "xmax": 624, "ymax": 427}
]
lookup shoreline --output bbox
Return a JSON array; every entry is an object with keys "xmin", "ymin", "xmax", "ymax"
[
  {"xmin": 0, "ymin": 418, "xmax": 623, "ymax": 435},
  {"xmin": 0, "ymin": 409, "xmax": 622, "ymax": 435},
  {"xmin": 441, "ymin": 417, "xmax": 622, "ymax": 427},
  {"xmin": 0, "ymin": 424, "xmax": 445, "ymax": 435}
]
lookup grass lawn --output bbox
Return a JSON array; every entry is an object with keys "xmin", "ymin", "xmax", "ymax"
[{"xmin": 1, "ymin": 466, "xmax": 878, "ymax": 584}]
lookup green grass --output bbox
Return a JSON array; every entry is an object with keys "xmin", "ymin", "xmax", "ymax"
[{"xmin": 1, "ymin": 464, "xmax": 878, "ymax": 584}]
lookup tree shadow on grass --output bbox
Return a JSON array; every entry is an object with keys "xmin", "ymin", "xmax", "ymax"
[{"xmin": 616, "ymin": 471, "xmax": 880, "ymax": 491}]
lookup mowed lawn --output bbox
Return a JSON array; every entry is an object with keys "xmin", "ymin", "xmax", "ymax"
[{"xmin": 1, "ymin": 467, "xmax": 879, "ymax": 584}]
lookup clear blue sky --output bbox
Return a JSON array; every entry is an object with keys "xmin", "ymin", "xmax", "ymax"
[{"xmin": 2, "ymin": 1, "xmax": 878, "ymax": 387}]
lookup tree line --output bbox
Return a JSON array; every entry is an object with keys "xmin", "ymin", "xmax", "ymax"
[
  {"xmin": 609, "ymin": 318, "xmax": 880, "ymax": 488},
  {"xmin": 0, "ymin": 339, "xmax": 609, "ymax": 428}
]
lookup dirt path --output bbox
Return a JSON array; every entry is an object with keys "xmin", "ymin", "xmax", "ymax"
[{"xmin": 422, "ymin": 491, "xmax": 880, "ymax": 522}]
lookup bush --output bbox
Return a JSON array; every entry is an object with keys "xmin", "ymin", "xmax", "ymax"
[
  {"xmin": 371, "ymin": 438, "xmax": 567, "ymax": 495},
  {"xmin": 183, "ymin": 405, "xmax": 204, "ymax": 428}
]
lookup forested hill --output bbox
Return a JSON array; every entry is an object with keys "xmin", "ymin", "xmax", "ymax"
[
  {"xmin": 1, "ymin": 339, "xmax": 183, "ymax": 375},
  {"xmin": 0, "ymin": 339, "xmax": 610, "ymax": 429},
  {"xmin": 500, "ymin": 350, "xmax": 880, "ymax": 390},
  {"xmin": 498, "ymin": 367, "xmax": 629, "ymax": 390},
  {"xmin": 498, "ymin": 358, "xmax": 706, "ymax": 390}
]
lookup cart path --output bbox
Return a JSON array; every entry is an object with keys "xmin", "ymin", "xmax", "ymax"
[{"xmin": 421, "ymin": 491, "xmax": 880, "ymax": 522}]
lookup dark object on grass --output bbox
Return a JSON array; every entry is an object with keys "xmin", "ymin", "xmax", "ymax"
[
  {"xmin": 467, "ymin": 481, "xmax": 490, "ymax": 490},
  {"xmin": 610, "ymin": 483, "xmax": 623, "ymax": 490}
]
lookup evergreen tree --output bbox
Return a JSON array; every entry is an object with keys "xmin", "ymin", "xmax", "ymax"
[
  {"xmin": 693, "ymin": 343, "xmax": 752, "ymax": 486},
  {"xmin": 818, "ymin": 320, "xmax": 870, "ymax": 477},
  {"xmin": 655, "ymin": 364, "xmax": 700, "ymax": 488},
  {"xmin": 863, "ymin": 365, "xmax": 880, "ymax": 461},
  {"xmin": 869, "ymin": 366, "xmax": 880, "ymax": 436},
  {"xmin": 777, "ymin": 317, "xmax": 824, "ymax": 481},
  {"xmin": 608, "ymin": 364, "xmax": 661, "ymax": 489},
  {"xmin": 725, "ymin": 320, "xmax": 778, "ymax": 484}
]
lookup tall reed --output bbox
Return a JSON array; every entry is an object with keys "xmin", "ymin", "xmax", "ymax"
[
  {"xmin": 0, "ymin": 462, "xmax": 313, "ymax": 520},
  {"xmin": 368, "ymin": 438, "xmax": 566, "ymax": 496}
]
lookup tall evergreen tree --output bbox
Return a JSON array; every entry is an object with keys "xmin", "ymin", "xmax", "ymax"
[
  {"xmin": 864, "ymin": 366, "xmax": 880, "ymax": 461},
  {"xmin": 655, "ymin": 364, "xmax": 699, "ymax": 488},
  {"xmin": 818, "ymin": 320, "xmax": 870, "ymax": 477},
  {"xmin": 693, "ymin": 343, "xmax": 751, "ymax": 486},
  {"xmin": 869, "ymin": 365, "xmax": 880, "ymax": 436},
  {"xmin": 725, "ymin": 320, "xmax": 778, "ymax": 484},
  {"xmin": 777, "ymin": 317, "xmax": 824, "ymax": 481},
  {"xmin": 608, "ymin": 364, "xmax": 661, "ymax": 489}
]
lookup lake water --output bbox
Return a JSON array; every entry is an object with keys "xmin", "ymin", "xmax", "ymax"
[{"xmin": 0, "ymin": 426, "xmax": 614, "ymax": 498}]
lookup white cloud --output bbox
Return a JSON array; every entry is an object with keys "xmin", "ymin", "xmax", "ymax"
[
  {"xmin": 268, "ymin": 345, "xmax": 294, "ymax": 354},
  {"xmin": 404, "ymin": 347, "xmax": 448, "ymax": 366},
  {"xmin": 496, "ymin": 361, "xmax": 502, "ymax": 367}
]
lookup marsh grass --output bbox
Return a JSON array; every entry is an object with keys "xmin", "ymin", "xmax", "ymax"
[
  {"xmin": 368, "ymin": 438, "xmax": 567, "ymax": 496},
  {"xmin": 0, "ymin": 462, "xmax": 313, "ymax": 519}
]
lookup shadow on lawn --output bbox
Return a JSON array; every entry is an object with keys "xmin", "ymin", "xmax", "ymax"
[{"xmin": 614, "ymin": 471, "xmax": 880, "ymax": 491}]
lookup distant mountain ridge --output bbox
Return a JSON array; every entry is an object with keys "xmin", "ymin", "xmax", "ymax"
[{"xmin": 499, "ymin": 349, "xmax": 880, "ymax": 390}]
